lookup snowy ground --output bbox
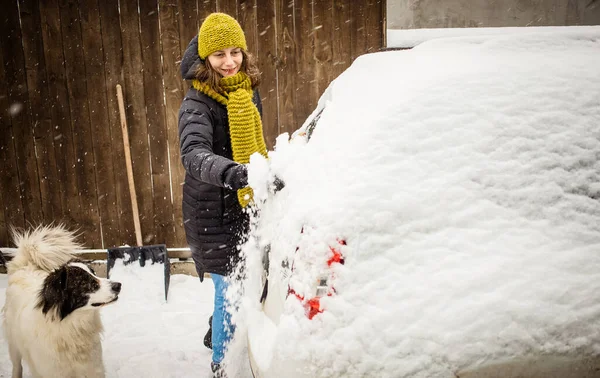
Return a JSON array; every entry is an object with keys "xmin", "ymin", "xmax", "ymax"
[{"xmin": 0, "ymin": 263, "xmax": 232, "ymax": 378}]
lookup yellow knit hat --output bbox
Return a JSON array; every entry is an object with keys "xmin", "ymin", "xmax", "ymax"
[{"xmin": 198, "ymin": 13, "xmax": 247, "ymax": 60}]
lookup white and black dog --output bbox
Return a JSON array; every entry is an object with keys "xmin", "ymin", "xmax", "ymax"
[{"xmin": 2, "ymin": 225, "xmax": 121, "ymax": 378}]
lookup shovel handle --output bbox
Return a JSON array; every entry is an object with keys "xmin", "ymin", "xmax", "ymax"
[{"xmin": 116, "ymin": 84, "xmax": 143, "ymax": 246}]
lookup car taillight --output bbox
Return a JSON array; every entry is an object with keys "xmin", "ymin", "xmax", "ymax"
[
  {"xmin": 328, "ymin": 240, "xmax": 346, "ymax": 266},
  {"xmin": 288, "ymin": 237, "xmax": 346, "ymax": 319}
]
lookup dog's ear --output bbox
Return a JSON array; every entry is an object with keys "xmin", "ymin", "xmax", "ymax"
[{"xmin": 37, "ymin": 266, "xmax": 68, "ymax": 318}]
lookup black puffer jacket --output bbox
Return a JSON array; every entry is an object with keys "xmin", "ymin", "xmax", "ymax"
[{"xmin": 178, "ymin": 36, "xmax": 262, "ymax": 279}]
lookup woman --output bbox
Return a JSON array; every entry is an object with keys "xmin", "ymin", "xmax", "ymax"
[{"xmin": 178, "ymin": 12, "xmax": 266, "ymax": 377}]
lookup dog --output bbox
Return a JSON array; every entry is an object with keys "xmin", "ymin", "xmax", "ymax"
[{"xmin": 2, "ymin": 225, "xmax": 121, "ymax": 378}]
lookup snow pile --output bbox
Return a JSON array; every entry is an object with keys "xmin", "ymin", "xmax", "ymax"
[
  {"xmin": 101, "ymin": 261, "xmax": 215, "ymax": 377},
  {"xmin": 386, "ymin": 25, "xmax": 600, "ymax": 48},
  {"xmin": 234, "ymin": 27, "xmax": 600, "ymax": 378}
]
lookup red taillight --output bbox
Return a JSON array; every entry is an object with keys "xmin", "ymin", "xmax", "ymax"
[
  {"xmin": 288, "ymin": 289, "xmax": 322, "ymax": 319},
  {"xmin": 327, "ymin": 248, "xmax": 344, "ymax": 266},
  {"xmin": 306, "ymin": 297, "xmax": 322, "ymax": 320},
  {"xmin": 288, "ymin": 234, "xmax": 346, "ymax": 320},
  {"xmin": 327, "ymin": 238, "xmax": 346, "ymax": 266}
]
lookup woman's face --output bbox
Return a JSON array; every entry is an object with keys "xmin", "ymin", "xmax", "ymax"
[{"xmin": 207, "ymin": 47, "xmax": 243, "ymax": 77}]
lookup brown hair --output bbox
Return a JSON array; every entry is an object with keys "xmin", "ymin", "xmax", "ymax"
[{"xmin": 194, "ymin": 50, "xmax": 261, "ymax": 93}]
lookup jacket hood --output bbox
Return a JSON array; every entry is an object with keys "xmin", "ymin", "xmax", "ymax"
[{"xmin": 181, "ymin": 35, "xmax": 200, "ymax": 80}]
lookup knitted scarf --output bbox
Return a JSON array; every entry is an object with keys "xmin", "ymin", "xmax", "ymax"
[{"xmin": 192, "ymin": 72, "xmax": 268, "ymax": 207}]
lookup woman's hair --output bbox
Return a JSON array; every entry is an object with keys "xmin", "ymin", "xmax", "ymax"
[{"xmin": 194, "ymin": 50, "xmax": 261, "ymax": 93}]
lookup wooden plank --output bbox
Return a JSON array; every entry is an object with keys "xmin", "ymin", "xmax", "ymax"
[
  {"xmin": 217, "ymin": 0, "xmax": 238, "ymax": 18},
  {"xmin": 159, "ymin": 0, "xmax": 188, "ymax": 247},
  {"xmin": 139, "ymin": 0, "xmax": 174, "ymax": 246},
  {"xmin": 275, "ymin": 0, "xmax": 298, "ymax": 135},
  {"xmin": 98, "ymin": 1, "xmax": 135, "ymax": 246},
  {"xmin": 196, "ymin": 0, "xmax": 217, "ymax": 22},
  {"xmin": 1, "ymin": 249, "xmax": 193, "ymax": 263},
  {"xmin": 364, "ymin": 0, "xmax": 384, "ymax": 54},
  {"xmin": 238, "ymin": 0, "xmax": 257, "ymax": 54},
  {"xmin": 19, "ymin": 0, "xmax": 64, "ymax": 225},
  {"xmin": 0, "ymin": 0, "xmax": 43, "ymax": 227},
  {"xmin": 58, "ymin": 0, "xmax": 102, "ymax": 247},
  {"xmin": 178, "ymin": 0, "xmax": 202, "ymax": 59},
  {"xmin": 119, "ymin": 0, "xmax": 155, "ymax": 246},
  {"xmin": 381, "ymin": 0, "xmax": 387, "ymax": 48},
  {"xmin": 313, "ymin": 0, "xmax": 334, "ymax": 98},
  {"xmin": 350, "ymin": 0, "xmax": 368, "ymax": 61},
  {"xmin": 198, "ymin": 0, "xmax": 217, "ymax": 24},
  {"xmin": 0, "ymin": 40, "xmax": 24, "ymax": 243},
  {"xmin": 79, "ymin": 0, "xmax": 121, "ymax": 247},
  {"xmin": 89, "ymin": 261, "xmax": 201, "ymax": 279},
  {"xmin": 38, "ymin": 0, "xmax": 82, "ymax": 237},
  {"xmin": 332, "ymin": 0, "xmax": 352, "ymax": 79},
  {"xmin": 255, "ymin": 0, "xmax": 279, "ymax": 148},
  {"xmin": 294, "ymin": 0, "xmax": 318, "ymax": 127}
]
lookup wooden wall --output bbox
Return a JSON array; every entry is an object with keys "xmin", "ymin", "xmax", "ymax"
[{"xmin": 0, "ymin": 0, "xmax": 384, "ymax": 249}]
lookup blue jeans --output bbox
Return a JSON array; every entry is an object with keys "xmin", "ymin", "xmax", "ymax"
[{"xmin": 211, "ymin": 274, "xmax": 234, "ymax": 364}]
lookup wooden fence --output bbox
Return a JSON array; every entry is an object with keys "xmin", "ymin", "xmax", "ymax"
[{"xmin": 0, "ymin": 0, "xmax": 384, "ymax": 249}]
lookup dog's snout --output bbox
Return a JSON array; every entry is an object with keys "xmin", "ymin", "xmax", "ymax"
[{"xmin": 111, "ymin": 282, "xmax": 122, "ymax": 293}]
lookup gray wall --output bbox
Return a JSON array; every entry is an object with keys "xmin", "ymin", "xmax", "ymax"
[{"xmin": 387, "ymin": 0, "xmax": 600, "ymax": 29}]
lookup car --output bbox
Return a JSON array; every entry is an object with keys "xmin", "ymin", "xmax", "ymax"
[{"xmin": 239, "ymin": 26, "xmax": 600, "ymax": 378}]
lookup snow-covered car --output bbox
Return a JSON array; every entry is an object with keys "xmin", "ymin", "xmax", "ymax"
[{"xmin": 239, "ymin": 26, "xmax": 600, "ymax": 378}]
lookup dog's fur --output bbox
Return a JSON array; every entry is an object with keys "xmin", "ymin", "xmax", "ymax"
[{"xmin": 2, "ymin": 225, "xmax": 121, "ymax": 378}]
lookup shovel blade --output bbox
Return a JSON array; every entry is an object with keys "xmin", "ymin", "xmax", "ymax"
[{"xmin": 106, "ymin": 245, "xmax": 171, "ymax": 301}]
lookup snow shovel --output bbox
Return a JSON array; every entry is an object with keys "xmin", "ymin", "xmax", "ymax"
[
  {"xmin": 106, "ymin": 244, "xmax": 171, "ymax": 301},
  {"xmin": 110, "ymin": 85, "xmax": 170, "ymax": 301}
]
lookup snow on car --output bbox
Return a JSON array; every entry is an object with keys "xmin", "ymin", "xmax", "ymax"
[{"xmin": 229, "ymin": 26, "xmax": 600, "ymax": 378}]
